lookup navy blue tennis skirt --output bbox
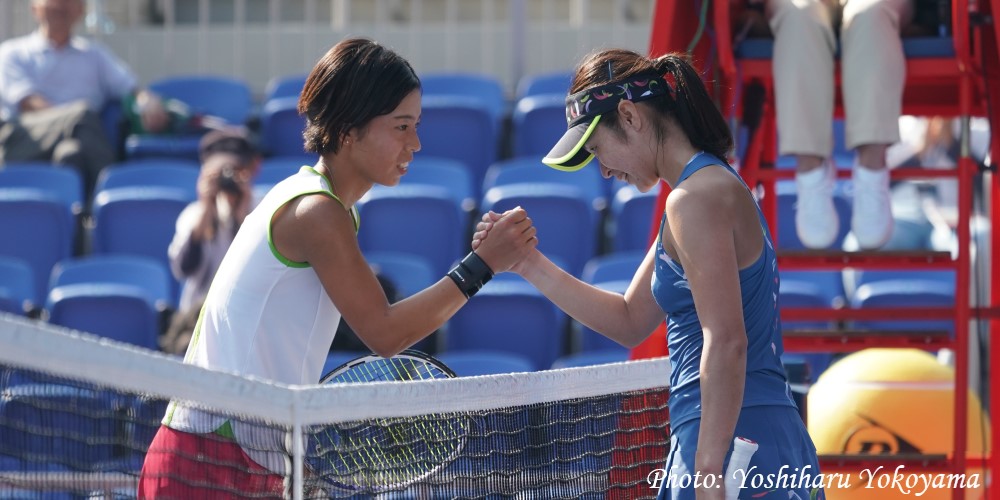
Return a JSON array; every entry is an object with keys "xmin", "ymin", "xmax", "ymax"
[{"xmin": 655, "ymin": 406, "xmax": 825, "ymax": 500}]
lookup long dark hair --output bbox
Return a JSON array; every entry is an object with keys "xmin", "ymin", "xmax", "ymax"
[
  {"xmin": 569, "ymin": 49, "xmax": 732, "ymax": 160},
  {"xmin": 298, "ymin": 38, "xmax": 421, "ymax": 155}
]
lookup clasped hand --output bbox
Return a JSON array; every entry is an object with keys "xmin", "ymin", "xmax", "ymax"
[{"xmin": 469, "ymin": 207, "xmax": 538, "ymax": 274}]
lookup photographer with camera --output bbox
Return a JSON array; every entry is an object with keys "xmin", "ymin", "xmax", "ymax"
[{"xmin": 162, "ymin": 130, "xmax": 261, "ymax": 354}]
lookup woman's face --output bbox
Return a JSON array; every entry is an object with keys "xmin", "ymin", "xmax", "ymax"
[
  {"xmin": 347, "ymin": 89, "xmax": 422, "ymax": 186},
  {"xmin": 584, "ymin": 118, "xmax": 659, "ymax": 193}
]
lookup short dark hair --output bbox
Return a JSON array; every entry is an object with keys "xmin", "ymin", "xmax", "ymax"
[{"xmin": 298, "ymin": 38, "xmax": 421, "ymax": 155}]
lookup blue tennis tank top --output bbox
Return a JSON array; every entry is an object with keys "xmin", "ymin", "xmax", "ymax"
[{"xmin": 651, "ymin": 151, "xmax": 796, "ymax": 429}]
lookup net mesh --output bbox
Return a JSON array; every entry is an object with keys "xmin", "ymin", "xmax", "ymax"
[{"xmin": 0, "ymin": 314, "xmax": 671, "ymax": 499}]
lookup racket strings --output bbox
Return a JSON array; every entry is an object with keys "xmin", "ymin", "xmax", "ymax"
[{"xmin": 311, "ymin": 352, "xmax": 467, "ymax": 491}]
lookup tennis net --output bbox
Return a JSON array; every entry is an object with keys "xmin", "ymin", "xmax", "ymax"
[{"xmin": 0, "ymin": 313, "xmax": 671, "ymax": 499}]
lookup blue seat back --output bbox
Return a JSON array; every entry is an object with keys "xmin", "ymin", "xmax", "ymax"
[
  {"xmin": 148, "ymin": 75, "xmax": 253, "ymax": 125},
  {"xmin": 610, "ymin": 185, "xmax": 660, "ymax": 253},
  {"xmin": 46, "ymin": 283, "xmax": 159, "ymax": 349},
  {"xmin": 481, "ymin": 184, "xmax": 596, "ymax": 277},
  {"xmin": 260, "ymin": 97, "xmax": 308, "ymax": 157},
  {"xmin": 357, "ymin": 186, "xmax": 465, "ymax": 276},
  {"xmin": 0, "ymin": 384, "xmax": 119, "ymax": 471},
  {"xmin": 780, "ymin": 280, "xmax": 838, "ymax": 331},
  {"xmin": 418, "ymin": 96, "xmax": 498, "ymax": 193},
  {"xmin": 516, "ymin": 70, "xmax": 573, "ymax": 99},
  {"xmin": 483, "ymin": 157, "xmax": 608, "ymax": 216},
  {"xmin": 91, "ymin": 187, "xmax": 193, "ymax": 300},
  {"xmin": 0, "ymin": 166, "xmax": 83, "ymax": 215},
  {"xmin": 437, "ymin": 350, "xmax": 535, "ymax": 376},
  {"xmin": 582, "ymin": 251, "xmax": 645, "ymax": 286},
  {"xmin": 420, "ymin": 73, "xmax": 506, "ymax": 123},
  {"xmin": 50, "ymin": 255, "xmax": 174, "ymax": 311},
  {"xmin": 366, "ymin": 251, "xmax": 436, "ymax": 299},
  {"xmin": 263, "ymin": 73, "xmax": 309, "ymax": 102},
  {"xmin": 447, "ymin": 281, "xmax": 563, "ymax": 370},
  {"xmin": 850, "ymin": 280, "xmax": 956, "ymax": 334},
  {"xmin": 0, "ymin": 195, "xmax": 73, "ymax": 305},
  {"xmin": 0, "ymin": 256, "xmax": 36, "ymax": 315},
  {"xmin": 96, "ymin": 161, "xmax": 200, "ymax": 201},
  {"xmin": 400, "ymin": 156, "xmax": 476, "ymax": 212},
  {"xmin": 511, "ymin": 94, "xmax": 569, "ymax": 158},
  {"xmin": 551, "ymin": 349, "xmax": 629, "ymax": 369},
  {"xmin": 576, "ymin": 280, "xmax": 631, "ymax": 352}
]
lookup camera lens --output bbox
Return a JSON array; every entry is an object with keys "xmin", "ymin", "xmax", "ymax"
[{"xmin": 217, "ymin": 166, "xmax": 241, "ymax": 194}]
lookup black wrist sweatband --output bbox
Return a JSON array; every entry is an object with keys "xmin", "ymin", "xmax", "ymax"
[{"xmin": 447, "ymin": 251, "xmax": 494, "ymax": 298}]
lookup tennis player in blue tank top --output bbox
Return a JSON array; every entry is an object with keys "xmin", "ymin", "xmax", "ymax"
[{"xmin": 474, "ymin": 48, "xmax": 824, "ymax": 500}]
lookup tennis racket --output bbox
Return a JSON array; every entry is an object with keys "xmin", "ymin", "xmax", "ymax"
[{"xmin": 308, "ymin": 350, "xmax": 469, "ymax": 493}]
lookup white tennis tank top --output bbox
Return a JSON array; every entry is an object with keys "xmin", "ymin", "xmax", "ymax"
[{"xmin": 163, "ymin": 166, "xmax": 358, "ymax": 473}]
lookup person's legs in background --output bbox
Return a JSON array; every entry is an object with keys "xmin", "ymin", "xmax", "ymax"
[
  {"xmin": 841, "ymin": 0, "xmax": 913, "ymax": 249},
  {"xmin": 767, "ymin": 0, "xmax": 840, "ymax": 248},
  {"xmin": 0, "ymin": 101, "xmax": 115, "ymax": 204}
]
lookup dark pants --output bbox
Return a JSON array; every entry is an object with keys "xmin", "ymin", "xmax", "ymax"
[{"xmin": 0, "ymin": 101, "xmax": 115, "ymax": 202}]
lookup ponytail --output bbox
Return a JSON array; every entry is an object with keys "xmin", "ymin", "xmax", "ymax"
[{"xmin": 652, "ymin": 53, "xmax": 733, "ymax": 160}]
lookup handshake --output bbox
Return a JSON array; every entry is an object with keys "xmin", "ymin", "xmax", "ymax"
[{"xmin": 469, "ymin": 207, "xmax": 539, "ymax": 275}]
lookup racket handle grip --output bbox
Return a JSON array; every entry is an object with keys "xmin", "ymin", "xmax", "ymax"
[{"xmin": 724, "ymin": 436, "xmax": 758, "ymax": 500}]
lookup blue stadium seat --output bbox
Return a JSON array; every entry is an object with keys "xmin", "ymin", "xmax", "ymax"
[
  {"xmin": 254, "ymin": 156, "xmax": 313, "ymax": 188},
  {"xmin": 850, "ymin": 280, "xmax": 956, "ymax": 334},
  {"xmin": 483, "ymin": 157, "xmax": 609, "ymax": 216},
  {"xmin": 418, "ymin": 96, "xmax": 498, "ymax": 196},
  {"xmin": 420, "ymin": 72, "xmax": 506, "ymax": 124},
  {"xmin": 609, "ymin": 184, "xmax": 660, "ymax": 253},
  {"xmin": 515, "ymin": 70, "xmax": 573, "ymax": 99},
  {"xmin": 0, "ymin": 165, "xmax": 83, "ymax": 215},
  {"xmin": 90, "ymin": 187, "xmax": 193, "ymax": 301},
  {"xmin": 263, "ymin": 72, "xmax": 309, "ymax": 102},
  {"xmin": 148, "ymin": 75, "xmax": 253, "ymax": 125},
  {"xmin": 95, "ymin": 160, "xmax": 200, "ymax": 202},
  {"xmin": 781, "ymin": 270, "xmax": 846, "ymax": 308},
  {"xmin": 0, "ymin": 193, "xmax": 74, "ymax": 306},
  {"xmin": 779, "ymin": 280, "xmax": 837, "ymax": 331},
  {"xmin": 126, "ymin": 75, "xmax": 253, "ymax": 160},
  {"xmin": 575, "ymin": 280, "xmax": 631, "ymax": 353},
  {"xmin": 50, "ymin": 255, "xmax": 174, "ymax": 312},
  {"xmin": 260, "ymin": 97, "xmax": 308, "ymax": 157},
  {"xmin": 581, "ymin": 251, "xmax": 645, "ymax": 284},
  {"xmin": 854, "ymin": 269, "xmax": 954, "ymax": 290},
  {"xmin": 46, "ymin": 283, "xmax": 160, "ymax": 349},
  {"xmin": 366, "ymin": 251, "xmax": 436, "ymax": 299},
  {"xmin": 510, "ymin": 94, "xmax": 568, "ymax": 158},
  {"xmin": 0, "ymin": 256, "xmax": 36, "ymax": 316},
  {"xmin": 551, "ymin": 349, "xmax": 629, "ymax": 369},
  {"xmin": 437, "ymin": 350, "xmax": 535, "ymax": 376},
  {"xmin": 447, "ymin": 281, "xmax": 563, "ymax": 370},
  {"xmin": 401, "ymin": 156, "xmax": 476, "ymax": 213},
  {"xmin": 480, "ymin": 184, "xmax": 596, "ymax": 277},
  {"xmin": 358, "ymin": 185, "xmax": 466, "ymax": 276},
  {"xmin": 0, "ymin": 384, "xmax": 120, "ymax": 471}
]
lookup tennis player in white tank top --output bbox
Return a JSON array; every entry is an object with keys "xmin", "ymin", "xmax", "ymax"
[{"xmin": 139, "ymin": 38, "xmax": 538, "ymax": 499}]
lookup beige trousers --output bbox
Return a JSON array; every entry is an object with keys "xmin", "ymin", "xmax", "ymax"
[{"xmin": 766, "ymin": 0, "xmax": 914, "ymax": 157}]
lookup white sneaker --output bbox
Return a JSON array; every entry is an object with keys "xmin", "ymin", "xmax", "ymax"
[
  {"xmin": 852, "ymin": 165, "xmax": 893, "ymax": 249},
  {"xmin": 795, "ymin": 162, "xmax": 839, "ymax": 249}
]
